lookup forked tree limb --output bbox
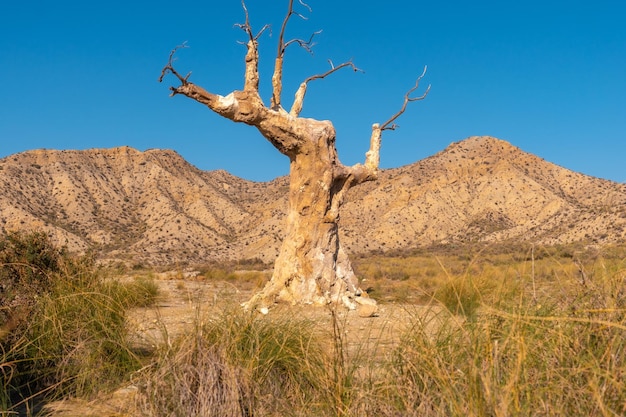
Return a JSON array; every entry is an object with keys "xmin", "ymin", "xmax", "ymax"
[
  {"xmin": 159, "ymin": 39, "xmax": 303, "ymax": 155},
  {"xmin": 236, "ymin": 1, "xmax": 269, "ymax": 93},
  {"xmin": 236, "ymin": 0, "xmax": 270, "ymax": 42},
  {"xmin": 276, "ymin": 0, "xmax": 312, "ymax": 57},
  {"xmin": 336, "ymin": 70, "xmax": 430, "ymax": 187},
  {"xmin": 290, "ymin": 60, "xmax": 362, "ymax": 116},
  {"xmin": 158, "ymin": 43, "xmax": 192, "ymax": 93},
  {"xmin": 380, "ymin": 66, "xmax": 431, "ymax": 131},
  {"xmin": 271, "ymin": 0, "xmax": 318, "ymax": 109}
]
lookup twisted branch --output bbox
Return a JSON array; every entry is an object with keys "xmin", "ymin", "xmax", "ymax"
[
  {"xmin": 236, "ymin": 0, "xmax": 270, "ymax": 42},
  {"xmin": 283, "ymin": 30, "xmax": 322, "ymax": 54},
  {"xmin": 272, "ymin": 0, "xmax": 319, "ymax": 109},
  {"xmin": 290, "ymin": 60, "xmax": 363, "ymax": 116},
  {"xmin": 380, "ymin": 66, "xmax": 431, "ymax": 131},
  {"xmin": 158, "ymin": 42, "xmax": 192, "ymax": 95}
]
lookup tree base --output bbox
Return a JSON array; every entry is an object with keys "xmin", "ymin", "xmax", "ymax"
[{"xmin": 242, "ymin": 285, "xmax": 378, "ymax": 317}]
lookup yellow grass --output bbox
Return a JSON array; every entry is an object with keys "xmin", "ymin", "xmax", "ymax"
[{"xmin": 3, "ymin": 240, "xmax": 625, "ymax": 416}]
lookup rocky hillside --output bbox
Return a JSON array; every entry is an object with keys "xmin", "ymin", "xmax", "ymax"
[
  {"xmin": 341, "ymin": 137, "xmax": 626, "ymax": 253},
  {"xmin": 1, "ymin": 137, "xmax": 625, "ymax": 265}
]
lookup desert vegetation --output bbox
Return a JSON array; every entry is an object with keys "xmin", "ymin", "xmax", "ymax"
[
  {"xmin": 1, "ymin": 235, "xmax": 625, "ymax": 415},
  {"xmin": 0, "ymin": 232, "xmax": 159, "ymax": 415}
]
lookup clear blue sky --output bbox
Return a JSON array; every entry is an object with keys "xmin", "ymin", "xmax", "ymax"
[{"xmin": 1, "ymin": 0, "xmax": 625, "ymax": 182}]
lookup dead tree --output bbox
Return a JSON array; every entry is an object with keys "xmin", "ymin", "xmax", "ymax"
[{"xmin": 159, "ymin": 0, "xmax": 429, "ymax": 312}]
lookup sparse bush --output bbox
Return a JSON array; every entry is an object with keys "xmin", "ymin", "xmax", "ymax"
[
  {"xmin": 0, "ymin": 231, "xmax": 64, "ymax": 329},
  {"xmin": 434, "ymin": 275, "xmax": 482, "ymax": 317},
  {"xmin": 0, "ymin": 232, "xmax": 159, "ymax": 412}
]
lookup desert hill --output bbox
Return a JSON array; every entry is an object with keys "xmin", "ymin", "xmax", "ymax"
[
  {"xmin": 341, "ymin": 136, "xmax": 626, "ymax": 252},
  {"xmin": 1, "ymin": 136, "xmax": 625, "ymax": 265}
]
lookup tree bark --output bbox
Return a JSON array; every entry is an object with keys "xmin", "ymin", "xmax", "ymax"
[{"xmin": 245, "ymin": 120, "xmax": 368, "ymax": 310}]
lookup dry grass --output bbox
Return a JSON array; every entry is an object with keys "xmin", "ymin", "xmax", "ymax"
[
  {"xmin": 130, "ymin": 244, "xmax": 626, "ymax": 416},
  {"xmin": 353, "ymin": 243, "xmax": 626, "ymax": 310},
  {"xmin": 3, "ymin": 240, "xmax": 626, "ymax": 416},
  {"xmin": 382, "ymin": 301, "xmax": 625, "ymax": 416},
  {"xmin": 356, "ymin": 243, "xmax": 626, "ymax": 416},
  {"xmin": 133, "ymin": 305, "xmax": 335, "ymax": 416}
]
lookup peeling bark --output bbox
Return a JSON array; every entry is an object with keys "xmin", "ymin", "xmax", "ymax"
[{"xmin": 159, "ymin": 1, "xmax": 428, "ymax": 312}]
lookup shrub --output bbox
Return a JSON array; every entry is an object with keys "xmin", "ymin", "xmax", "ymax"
[
  {"xmin": 434, "ymin": 275, "xmax": 482, "ymax": 318},
  {"xmin": 0, "ymin": 232, "xmax": 159, "ymax": 411},
  {"xmin": 109, "ymin": 276, "xmax": 160, "ymax": 308},
  {"xmin": 0, "ymin": 231, "xmax": 65, "ymax": 329}
]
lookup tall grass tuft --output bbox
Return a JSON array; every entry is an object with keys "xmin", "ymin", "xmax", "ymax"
[
  {"xmin": 134, "ymin": 329, "xmax": 251, "ymax": 417},
  {"xmin": 384, "ymin": 306, "xmax": 625, "ymax": 416},
  {"xmin": 135, "ymin": 306, "xmax": 333, "ymax": 416}
]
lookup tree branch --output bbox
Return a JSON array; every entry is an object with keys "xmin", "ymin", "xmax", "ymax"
[
  {"xmin": 277, "ymin": 0, "xmax": 312, "ymax": 56},
  {"xmin": 158, "ymin": 43, "xmax": 192, "ymax": 95},
  {"xmin": 236, "ymin": 0, "xmax": 270, "ymax": 42},
  {"xmin": 234, "ymin": 1, "xmax": 270, "ymax": 93},
  {"xmin": 380, "ymin": 66, "xmax": 431, "ymax": 131},
  {"xmin": 290, "ymin": 60, "xmax": 363, "ymax": 116},
  {"xmin": 337, "ymin": 123, "xmax": 382, "ymax": 185},
  {"xmin": 283, "ymin": 30, "xmax": 322, "ymax": 54},
  {"xmin": 338, "ymin": 67, "xmax": 430, "ymax": 187},
  {"xmin": 271, "ymin": 0, "xmax": 317, "ymax": 110}
]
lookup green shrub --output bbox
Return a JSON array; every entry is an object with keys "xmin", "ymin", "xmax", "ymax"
[
  {"xmin": 0, "ymin": 231, "xmax": 65, "ymax": 328},
  {"xmin": 0, "ymin": 232, "xmax": 158, "ymax": 412}
]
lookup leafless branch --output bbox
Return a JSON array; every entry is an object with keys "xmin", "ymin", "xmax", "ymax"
[
  {"xmin": 277, "ymin": 0, "xmax": 313, "ymax": 53},
  {"xmin": 283, "ymin": 30, "xmax": 322, "ymax": 55},
  {"xmin": 290, "ymin": 60, "xmax": 362, "ymax": 116},
  {"xmin": 277, "ymin": 0, "xmax": 319, "ymax": 56},
  {"xmin": 273, "ymin": 0, "xmax": 317, "ymax": 107},
  {"xmin": 158, "ymin": 42, "xmax": 192, "ymax": 94},
  {"xmin": 277, "ymin": 0, "xmax": 294, "ymax": 56},
  {"xmin": 236, "ymin": 0, "xmax": 270, "ymax": 42},
  {"xmin": 305, "ymin": 59, "xmax": 362, "ymax": 83},
  {"xmin": 380, "ymin": 66, "xmax": 431, "ymax": 131}
]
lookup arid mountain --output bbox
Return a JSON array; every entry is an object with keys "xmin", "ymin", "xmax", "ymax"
[
  {"xmin": 1, "ymin": 137, "xmax": 625, "ymax": 266},
  {"xmin": 341, "ymin": 136, "xmax": 626, "ymax": 253}
]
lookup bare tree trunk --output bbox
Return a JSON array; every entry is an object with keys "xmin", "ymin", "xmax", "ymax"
[
  {"xmin": 159, "ymin": 1, "xmax": 428, "ymax": 312},
  {"xmin": 246, "ymin": 123, "xmax": 362, "ymax": 309}
]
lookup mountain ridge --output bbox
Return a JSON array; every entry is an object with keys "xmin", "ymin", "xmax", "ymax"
[{"xmin": 1, "ymin": 136, "xmax": 625, "ymax": 266}]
